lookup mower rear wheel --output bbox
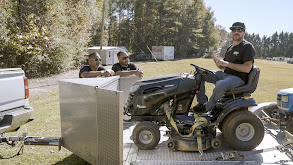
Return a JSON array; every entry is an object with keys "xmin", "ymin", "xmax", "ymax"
[
  {"xmin": 218, "ymin": 122, "xmax": 223, "ymax": 132},
  {"xmin": 132, "ymin": 121, "xmax": 160, "ymax": 150},
  {"xmin": 222, "ymin": 110, "xmax": 264, "ymax": 151}
]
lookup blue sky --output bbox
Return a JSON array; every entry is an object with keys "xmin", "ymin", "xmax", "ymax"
[{"xmin": 204, "ymin": 0, "xmax": 293, "ymax": 37}]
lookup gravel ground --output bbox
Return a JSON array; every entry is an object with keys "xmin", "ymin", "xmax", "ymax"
[
  {"xmin": 29, "ymin": 69, "xmax": 80, "ymax": 98},
  {"xmin": 29, "ymin": 65, "xmax": 114, "ymax": 98}
]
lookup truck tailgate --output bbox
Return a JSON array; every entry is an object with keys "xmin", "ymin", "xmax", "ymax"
[{"xmin": 0, "ymin": 68, "xmax": 27, "ymax": 111}]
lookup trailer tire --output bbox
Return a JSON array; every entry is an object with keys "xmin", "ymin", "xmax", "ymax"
[
  {"xmin": 263, "ymin": 103, "xmax": 278, "ymax": 118},
  {"xmin": 132, "ymin": 121, "xmax": 160, "ymax": 150},
  {"xmin": 222, "ymin": 110, "xmax": 264, "ymax": 151}
]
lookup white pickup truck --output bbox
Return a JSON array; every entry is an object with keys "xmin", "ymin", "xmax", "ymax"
[{"xmin": 0, "ymin": 68, "xmax": 34, "ymax": 134}]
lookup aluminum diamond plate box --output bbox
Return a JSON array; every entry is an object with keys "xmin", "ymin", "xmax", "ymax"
[
  {"xmin": 119, "ymin": 76, "xmax": 140, "ymax": 104},
  {"xmin": 59, "ymin": 76, "xmax": 125, "ymax": 165}
]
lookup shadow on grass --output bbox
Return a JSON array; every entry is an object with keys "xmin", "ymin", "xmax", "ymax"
[{"xmin": 54, "ymin": 154, "xmax": 90, "ymax": 165}]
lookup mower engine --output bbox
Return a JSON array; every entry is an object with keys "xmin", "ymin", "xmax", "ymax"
[
  {"xmin": 124, "ymin": 73, "xmax": 200, "ymax": 122},
  {"xmin": 277, "ymin": 88, "xmax": 293, "ymax": 112}
]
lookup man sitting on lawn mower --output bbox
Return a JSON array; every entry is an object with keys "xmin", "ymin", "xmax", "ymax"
[{"xmin": 193, "ymin": 22, "xmax": 256, "ymax": 113}]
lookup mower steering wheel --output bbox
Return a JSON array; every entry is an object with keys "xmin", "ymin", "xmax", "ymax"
[{"xmin": 190, "ymin": 64, "xmax": 214, "ymax": 74}]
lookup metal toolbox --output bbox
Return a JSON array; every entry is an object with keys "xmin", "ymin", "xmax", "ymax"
[{"xmin": 59, "ymin": 76, "xmax": 139, "ymax": 165}]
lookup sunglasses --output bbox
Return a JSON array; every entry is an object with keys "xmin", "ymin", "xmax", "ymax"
[
  {"xmin": 122, "ymin": 56, "xmax": 129, "ymax": 60},
  {"xmin": 232, "ymin": 28, "xmax": 244, "ymax": 33},
  {"xmin": 91, "ymin": 58, "xmax": 101, "ymax": 61}
]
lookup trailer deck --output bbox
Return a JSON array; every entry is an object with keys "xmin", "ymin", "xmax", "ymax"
[{"xmin": 123, "ymin": 122, "xmax": 293, "ymax": 165}]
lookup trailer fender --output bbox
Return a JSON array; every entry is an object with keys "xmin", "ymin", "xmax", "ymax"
[{"xmin": 249, "ymin": 102, "xmax": 276, "ymax": 116}]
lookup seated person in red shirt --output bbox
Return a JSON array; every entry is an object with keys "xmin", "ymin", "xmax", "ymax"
[
  {"xmin": 79, "ymin": 52, "xmax": 114, "ymax": 78},
  {"xmin": 112, "ymin": 51, "xmax": 143, "ymax": 78}
]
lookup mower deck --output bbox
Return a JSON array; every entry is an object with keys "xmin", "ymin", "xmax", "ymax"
[{"xmin": 123, "ymin": 122, "xmax": 293, "ymax": 165}]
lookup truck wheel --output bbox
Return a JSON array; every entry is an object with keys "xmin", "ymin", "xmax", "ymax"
[
  {"xmin": 263, "ymin": 103, "xmax": 278, "ymax": 118},
  {"xmin": 132, "ymin": 121, "xmax": 160, "ymax": 150},
  {"xmin": 222, "ymin": 111, "xmax": 264, "ymax": 151}
]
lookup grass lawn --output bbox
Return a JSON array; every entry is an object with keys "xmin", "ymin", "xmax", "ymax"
[{"xmin": 1, "ymin": 58, "xmax": 293, "ymax": 164}]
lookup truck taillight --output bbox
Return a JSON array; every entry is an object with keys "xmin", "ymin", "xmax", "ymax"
[{"xmin": 24, "ymin": 76, "xmax": 29, "ymax": 99}]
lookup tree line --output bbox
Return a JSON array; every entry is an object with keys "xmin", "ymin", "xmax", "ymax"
[
  {"xmin": 0, "ymin": 0, "xmax": 292, "ymax": 77},
  {"xmin": 245, "ymin": 32, "xmax": 293, "ymax": 59},
  {"xmin": 107, "ymin": 0, "xmax": 222, "ymax": 57},
  {"xmin": 0, "ymin": 0, "xmax": 103, "ymax": 77}
]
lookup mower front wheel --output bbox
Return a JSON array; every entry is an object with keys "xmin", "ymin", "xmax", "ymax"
[
  {"xmin": 222, "ymin": 110, "xmax": 264, "ymax": 151},
  {"xmin": 132, "ymin": 121, "xmax": 160, "ymax": 150}
]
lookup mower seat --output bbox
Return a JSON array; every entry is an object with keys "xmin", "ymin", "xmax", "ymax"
[{"xmin": 225, "ymin": 66, "xmax": 260, "ymax": 97}]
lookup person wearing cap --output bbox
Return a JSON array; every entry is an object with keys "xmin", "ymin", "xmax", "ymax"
[
  {"xmin": 193, "ymin": 22, "xmax": 255, "ymax": 113},
  {"xmin": 112, "ymin": 51, "xmax": 143, "ymax": 78},
  {"xmin": 79, "ymin": 52, "xmax": 114, "ymax": 78}
]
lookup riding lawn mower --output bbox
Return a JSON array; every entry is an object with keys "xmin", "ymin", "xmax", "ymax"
[{"xmin": 124, "ymin": 64, "xmax": 264, "ymax": 153}]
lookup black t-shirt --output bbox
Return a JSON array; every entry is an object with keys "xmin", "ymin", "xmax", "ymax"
[
  {"xmin": 224, "ymin": 39, "xmax": 255, "ymax": 82},
  {"xmin": 111, "ymin": 63, "xmax": 137, "ymax": 73},
  {"xmin": 79, "ymin": 65, "xmax": 105, "ymax": 78}
]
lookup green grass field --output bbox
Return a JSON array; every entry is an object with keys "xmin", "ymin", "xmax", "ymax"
[{"xmin": 1, "ymin": 58, "xmax": 293, "ymax": 164}]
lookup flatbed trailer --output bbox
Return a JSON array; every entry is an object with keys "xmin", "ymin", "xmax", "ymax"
[
  {"xmin": 1, "ymin": 77, "xmax": 292, "ymax": 165},
  {"xmin": 123, "ymin": 102, "xmax": 293, "ymax": 165}
]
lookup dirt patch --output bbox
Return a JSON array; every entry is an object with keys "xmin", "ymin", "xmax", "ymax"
[
  {"xmin": 29, "ymin": 65, "xmax": 114, "ymax": 98},
  {"xmin": 29, "ymin": 69, "xmax": 80, "ymax": 98}
]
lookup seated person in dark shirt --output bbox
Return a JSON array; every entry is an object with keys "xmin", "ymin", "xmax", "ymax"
[
  {"xmin": 193, "ymin": 22, "xmax": 255, "ymax": 113},
  {"xmin": 112, "ymin": 51, "xmax": 143, "ymax": 78},
  {"xmin": 79, "ymin": 52, "xmax": 114, "ymax": 78}
]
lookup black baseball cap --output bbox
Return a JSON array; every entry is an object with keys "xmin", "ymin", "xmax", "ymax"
[{"xmin": 230, "ymin": 22, "xmax": 246, "ymax": 31}]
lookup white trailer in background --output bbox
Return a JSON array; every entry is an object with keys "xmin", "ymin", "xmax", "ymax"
[
  {"xmin": 88, "ymin": 46, "xmax": 127, "ymax": 65},
  {"xmin": 152, "ymin": 46, "xmax": 174, "ymax": 60}
]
